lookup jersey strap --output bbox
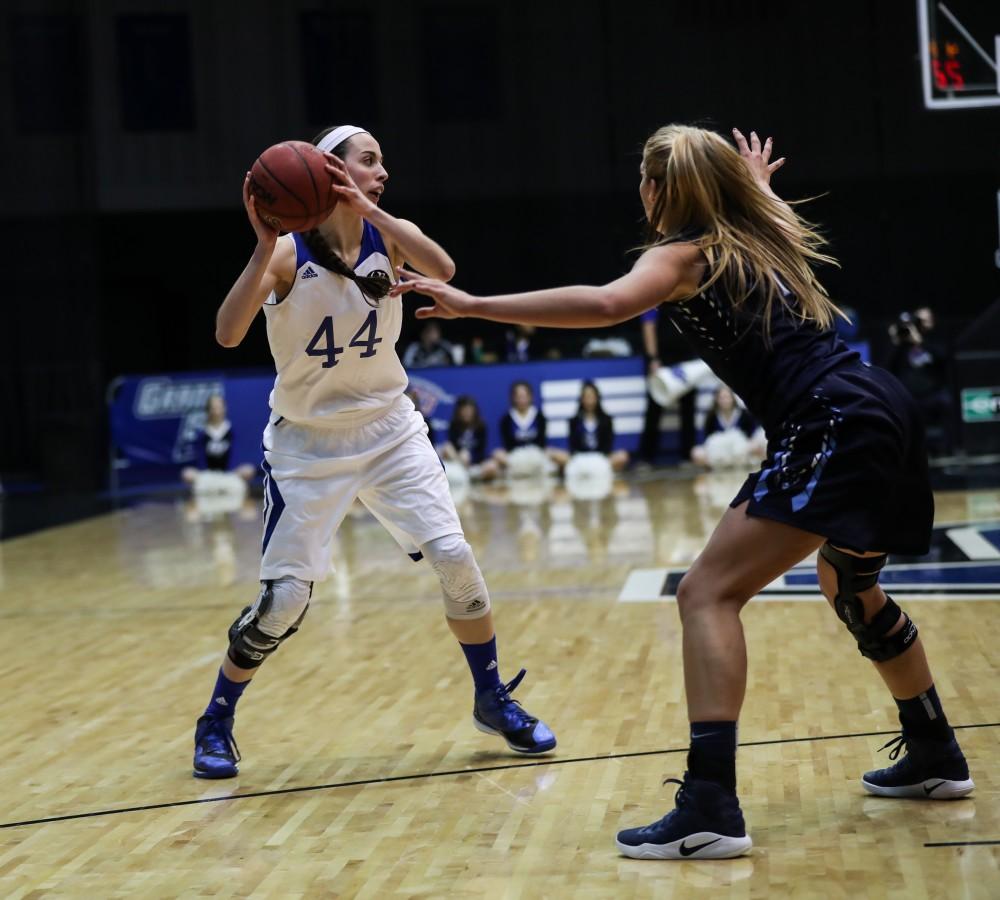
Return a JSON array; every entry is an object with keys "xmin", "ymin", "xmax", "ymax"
[
  {"xmin": 356, "ymin": 221, "xmax": 389, "ymax": 268},
  {"xmin": 291, "ymin": 232, "xmax": 316, "ymax": 270}
]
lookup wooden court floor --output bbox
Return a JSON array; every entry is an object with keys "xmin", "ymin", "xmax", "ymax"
[{"xmin": 1, "ymin": 473, "xmax": 998, "ymax": 898}]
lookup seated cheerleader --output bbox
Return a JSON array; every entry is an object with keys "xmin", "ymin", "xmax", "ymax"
[
  {"xmin": 493, "ymin": 381, "xmax": 568, "ymax": 475},
  {"xmin": 690, "ymin": 385, "xmax": 766, "ymax": 469},
  {"xmin": 181, "ymin": 394, "xmax": 256, "ymax": 487},
  {"xmin": 441, "ymin": 395, "xmax": 499, "ymax": 481},
  {"xmin": 567, "ymin": 380, "xmax": 629, "ymax": 472}
]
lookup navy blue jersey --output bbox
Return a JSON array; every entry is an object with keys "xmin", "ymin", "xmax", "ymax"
[
  {"xmin": 702, "ymin": 408, "xmax": 757, "ymax": 440},
  {"xmin": 200, "ymin": 420, "xmax": 233, "ymax": 471},
  {"xmin": 568, "ymin": 413, "xmax": 614, "ymax": 454},
  {"xmin": 500, "ymin": 408, "xmax": 547, "ymax": 451},
  {"xmin": 662, "ymin": 255, "xmax": 858, "ymax": 430},
  {"xmin": 449, "ymin": 422, "xmax": 488, "ymax": 464}
]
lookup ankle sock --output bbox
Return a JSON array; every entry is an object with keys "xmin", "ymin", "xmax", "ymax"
[
  {"xmin": 687, "ymin": 721, "xmax": 738, "ymax": 791},
  {"xmin": 204, "ymin": 668, "xmax": 250, "ymax": 719},
  {"xmin": 460, "ymin": 636, "xmax": 502, "ymax": 693},
  {"xmin": 895, "ymin": 684, "xmax": 952, "ymax": 741}
]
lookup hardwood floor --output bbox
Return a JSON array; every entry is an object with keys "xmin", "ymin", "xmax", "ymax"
[{"xmin": 2, "ymin": 474, "xmax": 997, "ymax": 898}]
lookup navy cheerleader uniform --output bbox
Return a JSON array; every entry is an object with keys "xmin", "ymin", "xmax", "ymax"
[{"xmin": 449, "ymin": 422, "xmax": 488, "ymax": 465}]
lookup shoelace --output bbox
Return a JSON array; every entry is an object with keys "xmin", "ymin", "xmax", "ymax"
[
  {"xmin": 878, "ymin": 734, "xmax": 907, "ymax": 761},
  {"xmin": 662, "ymin": 776, "xmax": 687, "ymax": 807},
  {"xmin": 491, "ymin": 668, "xmax": 534, "ymax": 726},
  {"xmin": 204, "ymin": 720, "xmax": 242, "ymax": 762}
]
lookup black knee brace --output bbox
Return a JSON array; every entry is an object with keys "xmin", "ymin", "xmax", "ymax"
[
  {"xmin": 819, "ymin": 542, "xmax": 918, "ymax": 662},
  {"xmin": 226, "ymin": 581, "xmax": 310, "ymax": 670}
]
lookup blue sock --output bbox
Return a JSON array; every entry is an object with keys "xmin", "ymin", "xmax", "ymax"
[
  {"xmin": 687, "ymin": 721, "xmax": 738, "ymax": 791},
  {"xmin": 204, "ymin": 668, "xmax": 250, "ymax": 719},
  {"xmin": 896, "ymin": 684, "xmax": 952, "ymax": 740},
  {"xmin": 460, "ymin": 637, "xmax": 502, "ymax": 693}
]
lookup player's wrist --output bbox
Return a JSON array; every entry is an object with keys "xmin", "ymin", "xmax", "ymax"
[
  {"xmin": 252, "ymin": 238, "xmax": 277, "ymax": 260},
  {"xmin": 358, "ymin": 197, "xmax": 383, "ymax": 221}
]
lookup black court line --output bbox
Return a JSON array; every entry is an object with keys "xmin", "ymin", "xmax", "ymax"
[
  {"xmin": 925, "ymin": 840, "xmax": 1000, "ymax": 847},
  {"xmin": 3, "ymin": 722, "xmax": 997, "ymax": 831}
]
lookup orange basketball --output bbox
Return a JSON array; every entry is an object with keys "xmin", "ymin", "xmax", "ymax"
[{"xmin": 248, "ymin": 141, "xmax": 337, "ymax": 233}]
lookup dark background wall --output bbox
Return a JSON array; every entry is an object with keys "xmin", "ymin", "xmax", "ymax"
[{"xmin": 3, "ymin": 0, "xmax": 998, "ymax": 487}]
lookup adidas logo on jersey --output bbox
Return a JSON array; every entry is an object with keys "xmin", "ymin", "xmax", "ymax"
[{"xmin": 301, "ymin": 266, "xmax": 319, "ymax": 279}]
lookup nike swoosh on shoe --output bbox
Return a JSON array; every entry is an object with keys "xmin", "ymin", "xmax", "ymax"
[{"xmin": 679, "ymin": 837, "xmax": 722, "ymax": 857}]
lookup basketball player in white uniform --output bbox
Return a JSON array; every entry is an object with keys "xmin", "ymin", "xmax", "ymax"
[{"xmin": 193, "ymin": 125, "xmax": 556, "ymax": 778}]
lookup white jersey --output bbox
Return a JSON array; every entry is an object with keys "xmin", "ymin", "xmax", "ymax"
[{"xmin": 263, "ymin": 223, "xmax": 407, "ymax": 425}]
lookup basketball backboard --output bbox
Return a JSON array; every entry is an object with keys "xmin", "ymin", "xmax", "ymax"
[{"xmin": 918, "ymin": 1, "xmax": 1000, "ymax": 109}]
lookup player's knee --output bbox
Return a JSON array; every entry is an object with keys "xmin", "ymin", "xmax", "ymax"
[
  {"xmin": 675, "ymin": 567, "xmax": 747, "ymax": 621},
  {"xmin": 422, "ymin": 533, "xmax": 491, "ymax": 620},
  {"xmin": 675, "ymin": 572, "xmax": 698, "ymax": 620},
  {"xmin": 819, "ymin": 542, "xmax": 917, "ymax": 662},
  {"xmin": 227, "ymin": 576, "xmax": 313, "ymax": 669},
  {"xmin": 675, "ymin": 570, "xmax": 721, "ymax": 621},
  {"xmin": 257, "ymin": 575, "xmax": 312, "ymax": 635}
]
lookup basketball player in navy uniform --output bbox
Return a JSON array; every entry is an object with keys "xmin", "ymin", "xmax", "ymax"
[
  {"xmin": 192, "ymin": 125, "xmax": 555, "ymax": 778},
  {"xmin": 391, "ymin": 126, "xmax": 972, "ymax": 858}
]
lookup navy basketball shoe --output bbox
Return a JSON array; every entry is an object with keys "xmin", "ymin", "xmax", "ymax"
[
  {"xmin": 862, "ymin": 733, "xmax": 974, "ymax": 799},
  {"xmin": 616, "ymin": 774, "xmax": 753, "ymax": 860},
  {"xmin": 473, "ymin": 668, "xmax": 556, "ymax": 754},
  {"xmin": 193, "ymin": 715, "xmax": 241, "ymax": 779}
]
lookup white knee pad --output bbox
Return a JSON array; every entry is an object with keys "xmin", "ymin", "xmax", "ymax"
[
  {"xmin": 257, "ymin": 575, "xmax": 313, "ymax": 637},
  {"xmin": 422, "ymin": 533, "xmax": 491, "ymax": 620},
  {"xmin": 227, "ymin": 575, "xmax": 313, "ymax": 669}
]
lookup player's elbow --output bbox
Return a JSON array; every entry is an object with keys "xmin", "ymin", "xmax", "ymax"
[
  {"xmin": 215, "ymin": 326, "xmax": 242, "ymax": 348},
  {"xmin": 434, "ymin": 257, "xmax": 457, "ymax": 282},
  {"xmin": 215, "ymin": 309, "xmax": 249, "ymax": 347},
  {"xmin": 597, "ymin": 288, "xmax": 631, "ymax": 326}
]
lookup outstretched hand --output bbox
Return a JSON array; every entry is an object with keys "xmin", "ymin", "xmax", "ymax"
[
  {"xmin": 389, "ymin": 267, "xmax": 476, "ymax": 319},
  {"xmin": 732, "ymin": 128, "xmax": 785, "ymax": 190}
]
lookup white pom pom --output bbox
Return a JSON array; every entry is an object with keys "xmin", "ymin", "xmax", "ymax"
[
  {"xmin": 647, "ymin": 359, "xmax": 714, "ymax": 406},
  {"xmin": 565, "ymin": 452, "xmax": 614, "ymax": 500},
  {"xmin": 703, "ymin": 430, "xmax": 751, "ymax": 469},
  {"xmin": 507, "ymin": 445, "xmax": 549, "ymax": 478},
  {"xmin": 192, "ymin": 471, "xmax": 247, "ymax": 516},
  {"xmin": 443, "ymin": 460, "xmax": 471, "ymax": 504}
]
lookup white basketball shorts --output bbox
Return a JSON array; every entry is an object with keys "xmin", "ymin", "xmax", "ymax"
[{"xmin": 259, "ymin": 396, "xmax": 462, "ymax": 582}]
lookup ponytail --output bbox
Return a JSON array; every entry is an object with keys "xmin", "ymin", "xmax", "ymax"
[{"xmin": 301, "ymin": 229, "xmax": 390, "ymax": 305}]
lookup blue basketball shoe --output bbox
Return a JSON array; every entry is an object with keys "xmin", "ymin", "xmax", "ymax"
[
  {"xmin": 862, "ymin": 733, "xmax": 974, "ymax": 799},
  {"xmin": 193, "ymin": 715, "xmax": 241, "ymax": 779},
  {"xmin": 473, "ymin": 668, "xmax": 556, "ymax": 754},
  {"xmin": 616, "ymin": 774, "xmax": 753, "ymax": 860}
]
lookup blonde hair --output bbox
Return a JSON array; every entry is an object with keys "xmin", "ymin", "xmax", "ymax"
[{"xmin": 641, "ymin": 124, "xmax": 844, "ymax": 331}]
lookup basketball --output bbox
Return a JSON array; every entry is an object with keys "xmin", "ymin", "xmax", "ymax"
[{"xmin": 248, "ymin": 140, "xmax": 337, "ymax": 233}]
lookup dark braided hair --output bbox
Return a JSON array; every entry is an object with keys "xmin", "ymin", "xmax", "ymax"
[{"xmin": 306, "ymin": 127, "xmax": 390, "ymax": 305}]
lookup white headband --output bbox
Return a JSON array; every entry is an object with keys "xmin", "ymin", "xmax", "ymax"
[{"xmin": 316, "ymin": 125, "xmax": 368, "ymax": 154}]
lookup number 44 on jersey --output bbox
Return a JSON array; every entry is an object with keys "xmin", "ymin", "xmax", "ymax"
[{"xmin": 305, "ymin": 311, "xmax": 381, "ymax": 368}]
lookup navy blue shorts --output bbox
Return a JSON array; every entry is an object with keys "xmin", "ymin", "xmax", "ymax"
[{"xmin": 732, "ymin": 363, "xmax": 933, "ymax": 555}]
